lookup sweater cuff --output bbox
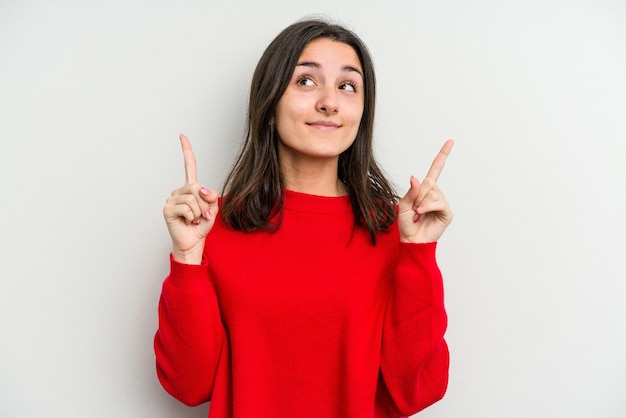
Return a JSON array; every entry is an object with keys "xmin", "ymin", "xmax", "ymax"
[
  {"xmin": 167, "ymin": 253, "xmax": 211, "ymax": 291},
  {"xmin": 398, "ymin": 241, "xmax": 438, "ymax": 264},
  {"xmin": 396, "ymin": 241, "xmax": 441, "ymax": 286}
]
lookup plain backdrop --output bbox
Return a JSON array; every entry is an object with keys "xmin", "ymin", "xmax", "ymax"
[{"xmin": 1, "ymin": 0, "xmax": 625, "ymax": 417}]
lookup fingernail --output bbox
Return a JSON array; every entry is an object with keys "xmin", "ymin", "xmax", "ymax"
[
  {"xmin": 204, "ymin": 211, "xmax": 211, "ymax": 221},
  {"xmin": 200, "ymin": 187, "xmax": 208, "ymax": 195},
  {"xmin": 194, "ymin": 219, "xmax": 201, "ymax": 226},
  {"xmin": 413, "ymin": 214, "xmax": 420, "ymax": 223}
]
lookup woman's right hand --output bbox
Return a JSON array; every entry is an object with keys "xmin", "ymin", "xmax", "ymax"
[{"xmin": 163, "ymin": 134, "xmax": 219, "ymax": 264}]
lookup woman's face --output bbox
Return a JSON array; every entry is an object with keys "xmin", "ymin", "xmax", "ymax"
[{"xmin": 275, "ymin": 38, "xmax": 365, "ymax": 165}]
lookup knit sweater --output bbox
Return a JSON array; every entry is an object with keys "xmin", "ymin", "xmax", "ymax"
[{"xmin": 154, "ymin": 190, "xmax": 449, "ymax": 418}]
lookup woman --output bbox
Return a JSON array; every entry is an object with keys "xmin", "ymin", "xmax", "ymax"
[{"xmin": 155, "ymin": 18, "xmax": 453, "ymax": 418}]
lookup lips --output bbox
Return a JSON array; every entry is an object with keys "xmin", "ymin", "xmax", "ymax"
[{"xmin": 307, "ymin": 121, "xmax": 341, "ymax": 130}]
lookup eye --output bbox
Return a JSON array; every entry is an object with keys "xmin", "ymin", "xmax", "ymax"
[
  {"xmin": 296, "ymin": 76, "xmax": 315, "ymax": 87},
  {"xmin": 339, "ymin": 81, "xmax": 357, "ymax": 93}
]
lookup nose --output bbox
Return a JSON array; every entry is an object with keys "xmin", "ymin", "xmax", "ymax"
[{"xmin": 316, "ymin": 86, "xmax": 338, "ymax": 114}]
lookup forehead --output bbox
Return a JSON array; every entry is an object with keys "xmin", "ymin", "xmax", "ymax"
[{"xmin": 298, "ymin": 38, "xmax": 363, "ymax": 72}]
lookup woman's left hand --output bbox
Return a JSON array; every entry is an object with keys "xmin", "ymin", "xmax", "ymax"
[{"xmin": 398, "ymin": 140, "xmax": 454, "ymax": 243}]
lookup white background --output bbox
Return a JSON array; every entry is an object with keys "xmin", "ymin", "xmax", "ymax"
[{"xmin": 1, "ymin": 0, "xmax": 625, "ymax": 417}]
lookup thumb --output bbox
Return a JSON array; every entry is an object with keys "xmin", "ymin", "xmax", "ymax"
[
  {"xmin": 199, "ymin": 187, "xmax": 220, "ymax": 223},
  {"xmin": 399, "ymin": 176, "xmax": 422, "ymax": 209},
  {"xmin": 194, "ymin": 200, "xmax": 219, "ymax": 238}
]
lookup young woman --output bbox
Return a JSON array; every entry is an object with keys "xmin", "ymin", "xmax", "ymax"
[{"xmin": 155, "ymin": 18, "xmax": 453, "ymax": 418}]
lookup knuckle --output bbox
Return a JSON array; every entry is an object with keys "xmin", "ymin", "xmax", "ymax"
[
  {"xmin": 171, "ymin": 186, "xmax": 185, "ymax": 196},
  {"xmin": 180, "ymin": 206, "xmax": 194, "ymax": 222}
]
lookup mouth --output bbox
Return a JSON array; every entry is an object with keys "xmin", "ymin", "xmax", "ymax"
[{"xmin": 307, "ymin": 121, "xmax": 341, "ymax": 130}]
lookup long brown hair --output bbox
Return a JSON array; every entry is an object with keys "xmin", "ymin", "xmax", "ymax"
[{"xmin": 220, "ymin": 18, "xmax": 397, "ymax": 244}]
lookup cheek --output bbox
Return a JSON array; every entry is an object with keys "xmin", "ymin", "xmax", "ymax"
[
  {"xmin": 348, "ymin": 97, "xmax": 365, "ymax": 120},
  {"xmin": 349, "ymin": 103, "xmax": 365, "ymax": 129},
  {"xmin": 275, "ymin": 97, "xmax": 306, "ymax": 128},
  {"xmin": 274, "ymin": 110, "xmax": 301, "ymax": 144}
]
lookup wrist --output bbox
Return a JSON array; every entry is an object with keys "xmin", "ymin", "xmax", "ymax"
[
  {"xmin": 400, "ymin": 234, "xmax": 437, "ymax": 244},
  {"xmin": 172, "ymin": 245, "xmax": 204, "ymax": 265}
]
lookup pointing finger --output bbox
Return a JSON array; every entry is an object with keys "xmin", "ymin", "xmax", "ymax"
[
  {"xmin": 179, "ymin": 133, "xmax": 198, "ymax": 185},
  {"xmin": 425, "ymin": 139, "xmax": 454, "ymax": 182}
]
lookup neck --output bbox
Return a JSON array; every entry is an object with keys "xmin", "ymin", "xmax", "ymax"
[{"xmin": 281, "ymin": 158, "xmax": 347, "ymax": 197}]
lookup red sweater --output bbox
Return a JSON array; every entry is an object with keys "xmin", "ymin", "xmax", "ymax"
[{"xmin": 154, "ymin": 190, "xmax": 449, "ymax": 417}]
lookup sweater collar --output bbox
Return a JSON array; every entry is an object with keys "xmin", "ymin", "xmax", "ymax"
[{"xmin": 282, "ymin": 189, "xmax": 352, "ymax": 214}]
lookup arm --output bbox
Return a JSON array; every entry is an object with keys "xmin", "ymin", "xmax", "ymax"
[
  {"xmin": 156, "ymin": 134, "xmax": 223, "ymax": 405},
  {"xmin": 378, "ymin": 140, "xmax": 454, "ymax": 414},
  {"xmin": 154, "ymin": 255, "xmax": 225, "ymax": 406},
  {"xmin": 379, "ymin": 242, "xmax": 449, "ymax": 416}
]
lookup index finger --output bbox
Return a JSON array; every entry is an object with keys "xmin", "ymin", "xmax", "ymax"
[
  {"xmin": 179, "ymin": 133, "xmax": 198, "ymax": 184},
  {"xmin": 425, "ymin": 139, "xmax": 454, "ymax": 182}
]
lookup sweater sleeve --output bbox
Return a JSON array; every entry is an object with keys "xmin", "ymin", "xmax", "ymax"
[
  {"xmin": 153, "ymin": 254, "xmax": 225, "ymax": 406},
  {"xmin": 378, "ymin": 242, "xmax": 449, "ymax": 416}
]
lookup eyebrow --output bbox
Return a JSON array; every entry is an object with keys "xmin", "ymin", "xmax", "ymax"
[{"xmin": 296, "ymin": 61, "xmax": 363, "ymax": 78}]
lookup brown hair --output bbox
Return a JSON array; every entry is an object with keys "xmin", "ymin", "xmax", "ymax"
[{"xmin": 220, "ymin": 18, "xmax": 397, "ymax": 244}]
